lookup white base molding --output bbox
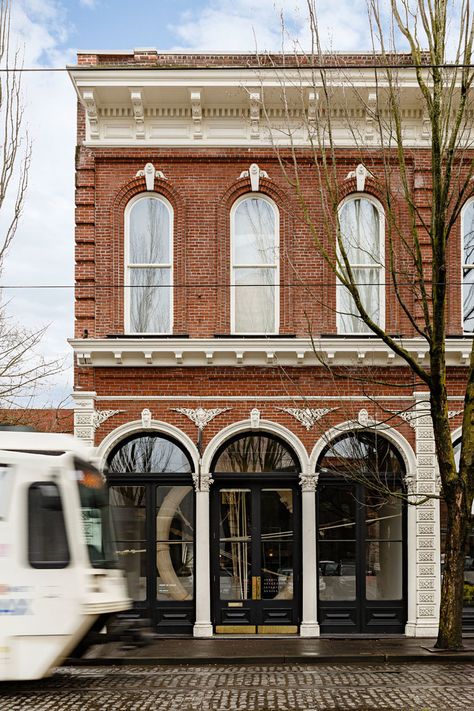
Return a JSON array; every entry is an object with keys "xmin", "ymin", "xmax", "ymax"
[
  {"xmin": 405, "ymin": 622, "xmax": 439, "ymax": 638},
  {"xmin": 300, "ymin": 622, "xmax": 320, "ymax": 637},
  {"xmin": 193, "ymin": 623, "xmax": 214, "ymax": 638}
]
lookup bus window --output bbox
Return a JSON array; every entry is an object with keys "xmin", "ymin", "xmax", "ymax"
[
  {"xmin": 74, "ymin": 459, "xmax": 118, "ymax": 569},
  {"xmin": 28, "ymin": 482, "xmax": 70, "ymax": 568}
]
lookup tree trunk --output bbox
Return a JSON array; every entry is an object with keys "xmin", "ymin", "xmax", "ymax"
[{"xmin": 435, "ymin": 481, "xmax": 468, "ymax": 649}]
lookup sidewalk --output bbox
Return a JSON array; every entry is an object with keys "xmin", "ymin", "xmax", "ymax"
[{"xmin": 71, "ymin": 636, "xmax": 474, "ymax": 666}]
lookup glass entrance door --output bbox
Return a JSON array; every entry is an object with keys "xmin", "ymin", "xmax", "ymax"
[
  {"xmin": 211, "ymin": 484, "xmax": 300, "ymax": 634},
  {"xmin": 317, "ymin": 481, "xmax": 406, "ymax": 633}
]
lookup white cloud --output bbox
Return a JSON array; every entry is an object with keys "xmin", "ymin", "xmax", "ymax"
[
  {"xmin": 79, "ymin": 0, "xmax": 97, "ymax": 7},
  {"xmin": 169, "ymin": 0, "xmax": 371, "ymax": 53}
]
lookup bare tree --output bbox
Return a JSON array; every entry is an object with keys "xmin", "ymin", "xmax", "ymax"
[
  {"xmin": 0, "ymin": 0, "xmax": 62, "ymax": 408},
  {"xmin": 257, "ymin": 0, "xmax": 474, "ymax": 649}
]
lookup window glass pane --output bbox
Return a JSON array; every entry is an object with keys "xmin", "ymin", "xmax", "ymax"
[
  {"xmin": 339, "ymin": 198, "xmax": 380, "ymax": 264},
  {"xmin": 233, "ymin": 198, "xmax": 277, "ymax": 264},
  {"xmin": 463, "ymin": 267, "xmax": 474, "ymax": 332},
  {"xmin": 129, "ymin": 267, "xmax": 170, "ymax": 333},
  {"xmin": 366, "ymin": 491, "xmax": 403, "ymax": 541},
  {"xmin": 318, "ymin": 432, "xmax": 404, "ymax": 484},
  {"xmin": 129, "ymin": 197, "xmax": 170, "ymax": 264},
  {"xmin": 28, "ymin": 483, "xmax": 70, "ymax": 568},
  {"xmin": 219, "ymin": 489, "xmax": 251, "ymax": 600},
  {"xmin": 366, "ymin": 541, "xmax": 403, "ymax": 600},
  {"xmin": 318, "ymin": 541, "xmax": 356, "ymax": 600},
  {"xmin": 318, "ymin": 484, "xmax": 357, "ymax": 541},
  {"xmin": 463, "ymin": 201, "xmax": 474, "ymax": 264},
  {"xmin": 108, "ymin": 434, "xmax": 192, "ymax": 474},
  {"xmin": 156, "ymin": 486, "xmax": 194, "ymax": 601},
  {"xmin": 110, "ymin": 485, "xmax": 147, "ymax": 601},
  {"xmin": 261, "ymin": 489, "xmax": 294, "ymax": 600},
  {"xmin": 213, "ymin": 434, "xmax": 298, "ymax": 473},
  {"xmin": 338, "ymin": 267, "xmax": 380, "ymax": 333},
  {"xmin": 234, "ymin": 267, "xmax": 275, "ymax": 333}
]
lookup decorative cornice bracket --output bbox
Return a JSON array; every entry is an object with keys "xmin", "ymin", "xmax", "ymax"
[
  {"xmin": 82, "ymin": 89, "xmax": 99, "ymax": 139},
  {"xmin": 130, "ymin": 89, "xmax": 145, "ymax": 139},
  {"xmin": 190, "ymin": 89, "xmax": 203, "ymax": 139}
]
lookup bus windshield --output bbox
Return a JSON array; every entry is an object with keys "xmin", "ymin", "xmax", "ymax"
[{"xmin": 74, "ymin": 458, "xmax": 119, "ymax": 569}]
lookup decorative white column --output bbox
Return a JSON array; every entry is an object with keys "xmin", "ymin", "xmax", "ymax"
[
  {"xmin": 405, "ymin": 392, "xmax": 440, "ymax": 637},
  {"xmin": 299, "ymin": 471, "xmax": 320, "ymax": 637},
  {"xmin": 72, "ymin": 390, "xmax": 97, "ymax": 447},
  {"xmin": 193, "ymin": 465, "xmax": 214, "ymax": 637}
]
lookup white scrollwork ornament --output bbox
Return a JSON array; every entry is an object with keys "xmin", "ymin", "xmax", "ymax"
[
  {"xmin": 92, "ymin": 409, "xmax": 122, "ymax": 431},
  {"xmin": 279, "ymin": 407, "xmax": 336, "ymax": 431},
  {"xmin": 172, "ymin": 407, "xmax": 231, "ymax": 431}
]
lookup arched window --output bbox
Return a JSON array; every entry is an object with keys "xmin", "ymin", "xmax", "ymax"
[
  {"xmin": 212, "ymin": 432, "xmax": 299, "ymax": 473},
  {"xmin": 462, "ymin": 200, "xmax": 474, "ymax": 332},
  {"xmin": 231, "ymin": 195, "xmax": 279, "ymax": 334},
  {"xmin": 107, "ymin": 432, "xmax": 193, "ymax": 474},
  {"xmin": 337, "ymin": 196, "xmax": 384, "ymax": 334},
  {"xmin": 125, "ymin": 195, "xmax": 173, "ymax": 334}
]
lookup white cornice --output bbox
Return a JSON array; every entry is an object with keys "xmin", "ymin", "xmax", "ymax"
[{"xmin": 68, "ymin": 336, "xmax": 472, "ymax": 368}]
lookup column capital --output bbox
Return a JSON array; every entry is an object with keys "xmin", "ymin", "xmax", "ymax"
[{"xmin": 299, "ymin": 473, "xmax": 318, "ymax": 492}]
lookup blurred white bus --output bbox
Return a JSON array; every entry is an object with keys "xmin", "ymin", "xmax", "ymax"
[{"xmin": 0, "ymin": 432, "xmax": 131, "ymax": 681}]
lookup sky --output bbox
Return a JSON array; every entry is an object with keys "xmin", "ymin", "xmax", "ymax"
[{"xmin": 1, "ymin": 0, "xmax": 373, "ymax": 407}]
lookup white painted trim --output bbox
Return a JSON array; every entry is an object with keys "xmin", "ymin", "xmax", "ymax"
[
  {"xmin": 69, "ymin": 336, "xmax": 474, "ymax": 368},
  {"xmin": 124, "ymin": 193, "xmax": 174, "ymax": 335},
  {"xmin": 336, "ymin": 193, "xmax": 386, "ymax": 335},
  {"xmin": 230, "ymin": 193, "xmax": 280, "ymax": 336},
  {"xmin": 201, "ymin": 418, "xmax": 309, "ymax": 475},
  {"xmin": 95, "ymin": 394, "xmax": 417, "ymax": 401},
  {"xmin": 95, "ymin": 418, "xmax": 200, "ymax": 472}
]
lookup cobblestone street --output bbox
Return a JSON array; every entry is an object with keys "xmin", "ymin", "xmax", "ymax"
[{"xmin": 1, "ymin": 662, "xmax": 473, "ymax": 710}]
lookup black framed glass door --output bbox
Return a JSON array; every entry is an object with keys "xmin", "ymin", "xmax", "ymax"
[
  {"xmin": 106, "ymin": 432, "xmax": 196, "ymax": 635},
  {"xmin": 317, "ymin": 481, "xmax": 407, "ymax": 633},
  {"xmin": 211, "ymin": 483, "xmax": 301, "ymax": 634}
]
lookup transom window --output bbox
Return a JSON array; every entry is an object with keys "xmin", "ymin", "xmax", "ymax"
[
  {"xmin": 337, "ymin": 196, "xmax": 384, "ymax": 334},
  {"xmin": 125, "ymin": 195, "xmax": 173, "ymax": 334},
  {"xmin": 462, "ymin": 200, "xmax": 474, "ymax": 332},
  {"xmin": 231, "ymin": 195, "xmax": 279, "ymax": 334}
]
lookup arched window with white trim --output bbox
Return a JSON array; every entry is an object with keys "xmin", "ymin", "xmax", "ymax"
[
  {"xmin": 337, "ymin": 195, "xmax": 384, "ymax": 334},
  {"xmin": 125, "ymin": 194, "xmax": 173, "ymax": 334},
  {"xmin": 462, "ymin": 199, "xmax": 474, "ymax": 332},
  {"xmin": 231, "ymin": 195, "xmax": 279, "ymax": 334}
]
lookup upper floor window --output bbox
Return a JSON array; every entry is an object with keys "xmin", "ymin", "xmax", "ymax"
[
  {"xmin": 231, "ymin": 195, "xmax": 279, "ymax": 334},
  {"xmin": 462, "ymin": 199, "xmax": 474, "ymax": 332},
  {"xmin": 337, "ymin": 195, "xmax": 384, "ymax": 334},
  {"xmin": 125, "ymin": 195, "xmax": 173, "ymax": 334}
]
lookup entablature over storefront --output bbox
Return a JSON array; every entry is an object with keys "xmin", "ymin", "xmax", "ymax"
[
  {"xmin": 68, "ymin": 54, "xmax": 450, "ymax": 148},
  {"xmin": 68, "ymin": 336, "xmax": 473, "ymax": 368}
]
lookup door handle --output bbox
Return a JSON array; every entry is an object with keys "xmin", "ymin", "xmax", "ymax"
[{"xmin": 252, "ymin": 576, "xmax": 261, "ymax": 600}]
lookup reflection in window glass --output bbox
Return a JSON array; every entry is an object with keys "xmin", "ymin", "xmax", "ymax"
[
  {"xmin": 213, "ymin": 434, "xmax": 298, "ymax": 473},
  {"xmin": 28, "ymin": 482, "xmax": 70, "ymax": 568},
  {"xmin": 108, "ymin": 434, "xmax": 193, "ymax": 474},
  {"xmin": 127, "ymin": 196, "xmax": 172, "ymax": 334},
  {"xmin": 318, "ymin": 542, "xmax": 356, "ymax": 601},
  {"xmin": 337, "ymin": 197, "xmax": 383, "ymax": 333},
  {"xmin": 232, "ymin": 196, "xmax": 278, "ymax": 334},
  {"xmin": 366, "ymin": 541, "xmax": 403, "ymax": 600},
  {"xmin": 463, "ymin": 200, "xmax": 474, "ymax": 332},
  {"xmin": 219, "ymin": 489, "xmax": 251, "ymax": 600},
  {"xmin": 261, "ymin": 489, "xmax": 294, "ymax": 600},
  {"xmin": 110, "ymin": 486, "xmax": 146, "ymax": 601},
  {"xmin": 156, "ymin": 486, "xmax": 194, "ymax": 601}
]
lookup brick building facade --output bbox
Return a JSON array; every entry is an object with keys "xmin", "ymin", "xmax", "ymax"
[{"xmin": 68, "ymin": 51, "xmax": 473, "ymax": 637}]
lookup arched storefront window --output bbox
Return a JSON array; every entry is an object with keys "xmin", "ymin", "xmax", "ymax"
[
  {"xmin": 231, "ymin": 195, "xmax": 279, "ymax": 334},
  {"xmin": 316, "ymin": 431, "xmax": 407, "ymax": 634},
  {"xmin": 107, "ymin": 432, "xmax": 194, "ymax": 634},
  {"xmin": 337, "ymin": 196, "xmax": 384, "ymax": 334},
  {"xmin": 462, "ymin": 199, "xmax": 474, "ymax": 332},
  {"xmin": 125, "ymin": 195, "xmax": 173, "ymax": 334}
]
